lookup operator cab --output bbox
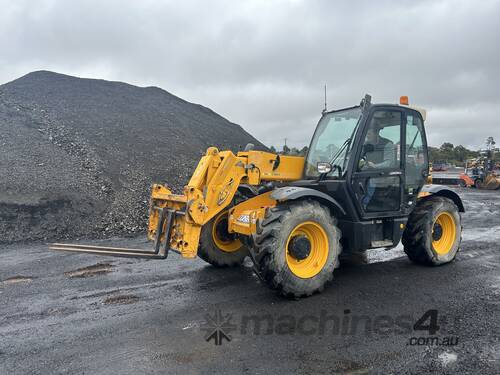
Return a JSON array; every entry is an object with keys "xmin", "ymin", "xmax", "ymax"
[{"xmin": 301, "ymin": 95, "xmax": 429, "ymax": 250}]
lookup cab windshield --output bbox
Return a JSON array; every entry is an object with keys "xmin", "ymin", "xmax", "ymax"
[{"xmin": 305, "ymin": 107, "xmax": 361, "ymax": 178}]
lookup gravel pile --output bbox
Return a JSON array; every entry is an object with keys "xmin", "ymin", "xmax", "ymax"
[{"xmin": 0, "ymin": 71, "xmax": 265, "ymax": 243}]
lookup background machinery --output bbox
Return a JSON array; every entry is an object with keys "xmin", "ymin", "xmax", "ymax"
[
  {"xmin": 51, "ymin": 95, "xmax": 464, "ymax": 298},
  {"xmin": 459, "ymin": 157, "xmax": 500, "ymax": 190}
]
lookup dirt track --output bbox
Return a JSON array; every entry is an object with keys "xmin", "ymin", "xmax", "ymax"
[{"xmin": 0, "ymin": 188, "xmax": 499, "ymax": 374}]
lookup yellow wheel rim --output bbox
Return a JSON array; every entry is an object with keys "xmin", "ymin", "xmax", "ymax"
[
  {"xmin": 432, "ymin": 212, "xmax": 456, "ymax": 255},
  {"xmin": 286, "ymin": 221, "xmax": 329, "ymax": 278},
  {"xmin": 211, "ymin": 211, "xmax": 242, "ymax": 253}
]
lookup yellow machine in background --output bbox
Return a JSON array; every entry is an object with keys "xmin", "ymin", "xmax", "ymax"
[{"xmin": 459, "ymin": 158, "xmax": 500, "ymax": 190}]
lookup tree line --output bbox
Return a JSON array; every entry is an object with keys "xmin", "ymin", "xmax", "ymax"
[
  {"xmin": 429, "ymin": 137, "xmax": 497, "ymax": 166},
  {"xmin": 269, "ymin": 145, "xmax": 309, "ymax": 156}
]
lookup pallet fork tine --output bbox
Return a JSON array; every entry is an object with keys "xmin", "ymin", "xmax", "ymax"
[{"xmin": 49, "ymin": 208, "xmax": 180, "ymax": 259}]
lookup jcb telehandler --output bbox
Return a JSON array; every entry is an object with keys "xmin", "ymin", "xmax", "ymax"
[{"xmin": 51, "ymin": 95, "xmax": 464, "ymax": 298}]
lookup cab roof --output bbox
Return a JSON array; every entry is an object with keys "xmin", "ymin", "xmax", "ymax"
[{"xmin": 323, "ymin": 96, "xmax": 427, "ymax": 122}]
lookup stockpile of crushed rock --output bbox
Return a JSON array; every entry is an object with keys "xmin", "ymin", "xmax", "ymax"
[{"xmin": 0, "ymin": 71, "xmax": 265, "ymax": 243}]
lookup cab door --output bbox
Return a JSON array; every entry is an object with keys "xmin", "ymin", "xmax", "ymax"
[
  {"xmin": 350, "ymin": 107, "xmax": 405, "ymax": 219},
  {"xmin": 402, "ymin": 109, "xmax": 428, "ymax": 214}
]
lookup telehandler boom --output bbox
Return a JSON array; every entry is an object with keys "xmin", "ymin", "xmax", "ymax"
[{"xmin": 51, "ymin": 95, "xmax": 464, "ymax": 297}]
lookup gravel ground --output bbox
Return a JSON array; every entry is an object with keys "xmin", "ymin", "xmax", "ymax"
[
  {"xmin": 0, "ymin": 71, "xmax": 264, "ymax": 244},
  {"xmin": 0, "ymin": 188, "xmax": 498, "ymax": 374}
]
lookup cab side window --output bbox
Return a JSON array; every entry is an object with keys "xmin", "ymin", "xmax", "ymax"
[
  {"xmin": 358, "ymin": 110, "xmax": 401, "ymax": 171},
  {"xmin": 405, "ymin": 114, "xmax": 427, "ymax": 189}
]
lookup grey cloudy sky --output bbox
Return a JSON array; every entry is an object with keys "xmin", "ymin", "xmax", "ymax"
[{"xmin": 1, "ymin": 0, "xmax": 499, "ymax": 149}]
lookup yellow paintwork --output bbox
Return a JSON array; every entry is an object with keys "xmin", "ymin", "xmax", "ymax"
[
  {"xmin": 432, "ymin": 212, "xmax": 456, "ymax": 255},
  {"xmin": 285, "ymin": 221, "xmax": 329, "ymax": 278},
  {"xmin": 148, "ymin": 184, "xmax": 201, "ymax": 257},
  {"xmin": 481, "ymin": 174, "xmax": 500, "ymax": 190},
  {"xmin": 147, "ymin": 148, "xmax": 304, "ymax": 258},
  {"xmin": 427, "ymin": 163, "xmax": 433, "ymax": 184},
  {"xmin": 417, "ymin": 191, "xmax": 432, "ymax": 198},
  {"xmin": 228, "ymin": 191, "xmax": 277, "ymax": 236},
  {"xmin": 241, "ymin": 151, "xmax": 305, "ymax": 181}
]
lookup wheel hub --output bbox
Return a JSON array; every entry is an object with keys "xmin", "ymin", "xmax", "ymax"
[
  {"xmin": 288, "ymin": 235, "xmax": 311, "ymax": 261},
  {"xmin": 432, "ymin": 222, "xmax": 443, "ymax": 241}
]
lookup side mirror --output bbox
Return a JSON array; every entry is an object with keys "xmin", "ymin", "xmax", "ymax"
[{"xmin": 317, "ymin": 162, "xmax": 332, "ymax": 174}]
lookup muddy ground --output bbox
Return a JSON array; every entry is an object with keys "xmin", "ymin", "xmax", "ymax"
[{"xmin": 0, "ymin": 188, "xmax": 498, "ymax": 374}]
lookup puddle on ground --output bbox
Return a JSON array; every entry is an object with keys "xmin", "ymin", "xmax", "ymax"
[
  {"xmin": 64, "ymin": 263, "xmax": 113, "ymax": 278},
  {"xmin": 103, "ymin": 294, "xmax": 139, "ymax": 305},
  {"xmin": 0, "ymin": 276, "xmax": 33, "ymax": 286}
]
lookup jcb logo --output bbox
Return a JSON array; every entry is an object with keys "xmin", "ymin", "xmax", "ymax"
[{"xmin": 217, "ymin": 179, "xmax": 234, "ymax": 206}]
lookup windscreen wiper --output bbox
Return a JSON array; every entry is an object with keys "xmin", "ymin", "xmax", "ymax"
[
  {"xmin": 318, "ymin": 138, "xmax": 351, "ymax": 181},
  {"xmin": 329, "ymin": 138, "xmax": 351, "ymax": 166}
]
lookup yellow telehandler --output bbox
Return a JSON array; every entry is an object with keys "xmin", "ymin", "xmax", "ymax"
[{"xmin": 51, "ymin": 95, "xmax": 464, "ymax": 297}]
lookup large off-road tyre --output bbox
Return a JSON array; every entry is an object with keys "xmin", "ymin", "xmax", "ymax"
[
  {"xmin": 252, "ymin": 200, "xmax": 341, "ymax": 298},
  {"xmin": 402, "ymin": 196, "xmax": 462, "ymax": 266},
  {"xmin": 198, "ymin": 210, "xmax": 248, "ymax": 267}
]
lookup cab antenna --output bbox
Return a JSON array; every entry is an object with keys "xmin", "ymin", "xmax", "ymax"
[{"xmin": 322, "ymin": 84, "xmax": 328, "ymax": 114}]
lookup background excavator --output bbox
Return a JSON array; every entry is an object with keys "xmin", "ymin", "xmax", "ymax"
[{"xmin": 51, "ymin": 95, "xmax": 464, "ymax": 298}]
